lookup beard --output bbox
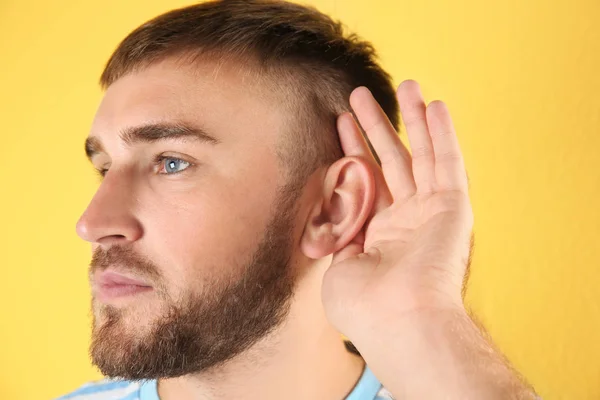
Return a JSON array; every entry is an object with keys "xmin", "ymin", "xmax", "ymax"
[{"xmin": 89, "ymin": 183, "xmax": 301, "ymax": 380}]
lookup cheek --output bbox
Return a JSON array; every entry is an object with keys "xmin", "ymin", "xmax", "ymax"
[{"xmin": 138, "ymin": 180, "xmax": 275, "ymax": 293}]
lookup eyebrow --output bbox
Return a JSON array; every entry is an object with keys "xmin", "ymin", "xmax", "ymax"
[{"xmin": 85, "ymin": 122, "xmax": 220, "ymax": 161}]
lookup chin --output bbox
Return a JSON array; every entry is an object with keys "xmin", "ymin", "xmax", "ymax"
[{"xmin": 93, "ymin": 298, "xmax": 163, "ymax": 334}]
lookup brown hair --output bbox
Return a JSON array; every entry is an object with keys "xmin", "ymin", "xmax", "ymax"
[{"xmin": 100, "ymin": 0, "xmax": 399, "ymax": 184}]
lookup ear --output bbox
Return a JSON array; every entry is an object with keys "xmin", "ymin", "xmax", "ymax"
[{"xmin": 300, "ymin": 156, "xmax": 375, "ymax": 259}]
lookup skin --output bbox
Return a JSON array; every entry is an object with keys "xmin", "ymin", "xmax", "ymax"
[
  {"xmin": 77, "ymin": 57, "xmax": 367, "ymax": 399},
  {"xmin": 77, "ymin": 54, "xmax": 538, "ymax": 399},
  {"xmin": 329, "ymin": 84, "xmax": 539, "ymax": 399}
]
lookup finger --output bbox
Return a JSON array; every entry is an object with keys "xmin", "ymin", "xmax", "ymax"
[
  {"xmin": 426, "ymin": 100, "xmax": 468, "ymax": 192},
  {"xmin": 337, "ymin": 112, "xmax": 375, "ymax": 159},
  {"xmin": 337, "ymin": 113, "xmax": 394, "ymax": 211},
  {"xmin": 349, "ymin": 86, "xmax": 416, "ymax": 201},
  {"xmin": 330, "ymin": 230, "xmax": 365, "ymax": 266},
  {"xmin": 397, "ymin": 80, "xmax": 436, "ymax": 193}
]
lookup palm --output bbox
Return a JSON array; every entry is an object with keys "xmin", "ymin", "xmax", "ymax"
[
  {"xmin": 322, "ymin": 81, "xmax": 473, "ymax": 334},
  {"xmin": 365, "ymin": 190, "xmax": 470, "ymax": 270}
]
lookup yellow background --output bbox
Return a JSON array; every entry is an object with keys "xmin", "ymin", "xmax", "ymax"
[{"xmin": 1, "ymin": 0, "xmax": 598, "ymax": 399}]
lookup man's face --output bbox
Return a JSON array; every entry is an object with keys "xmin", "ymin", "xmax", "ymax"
[{"xmin": 77, "ymin": 58, "xmax": 304, "ymax": 379}]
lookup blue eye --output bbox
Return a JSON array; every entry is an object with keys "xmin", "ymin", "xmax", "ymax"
[{"xmin": 159, "ymin": 157, "xmax": 191, "ymax": 174}]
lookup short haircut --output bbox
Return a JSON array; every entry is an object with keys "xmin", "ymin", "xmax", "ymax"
[{"xmin": 100, "ymin": 0, "xmax": 399, "ymax": 185}]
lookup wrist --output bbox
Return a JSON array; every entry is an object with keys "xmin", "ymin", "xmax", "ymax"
[
  {"xmin": 348, "ymin": 303, "xmax": 469, "ymax": 348},
  {"xmin": 349, "ymin": 307, "xmax": 537, "ymax": 400}
]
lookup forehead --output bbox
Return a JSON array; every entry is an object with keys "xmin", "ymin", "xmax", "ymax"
[{"xmin": 91, "ymin": 57, "xmax": 284, "ymax": 146}]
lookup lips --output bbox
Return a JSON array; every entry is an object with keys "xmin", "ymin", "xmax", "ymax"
[{"xmin": 93, "ymin": 270, "xmax": 153, "ymax": 302}]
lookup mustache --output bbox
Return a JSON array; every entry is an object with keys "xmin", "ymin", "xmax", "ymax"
[{"xmin": 90, "ymin": 246, "xmax": 162, "ymax": 283}]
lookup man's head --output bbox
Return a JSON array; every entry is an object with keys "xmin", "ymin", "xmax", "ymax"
[{"xmin": 77, "ymin": 0, "xmax": 398, "ymax": 380}]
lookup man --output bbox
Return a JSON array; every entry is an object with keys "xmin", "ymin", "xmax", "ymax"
[{"xmin": 59, "ymin": 0, "xmax": 539, "ymax": 399}]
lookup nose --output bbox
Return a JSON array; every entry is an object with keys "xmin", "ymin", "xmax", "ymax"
[{"xmin": 76, "ymin": 171, "xmax": 143, "ymax": 247}]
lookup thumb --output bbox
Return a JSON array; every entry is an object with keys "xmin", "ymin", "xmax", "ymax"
[
  {"xmin": 331, "ymin": 229, "xmax": 366, "ymax": 265},
  {"xmin": 322, "ymin": 247, "xmax": 382, "ymax": 331}
]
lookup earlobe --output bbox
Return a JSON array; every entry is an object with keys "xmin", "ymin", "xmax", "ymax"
[{"xmin": 300, "ymin": 156, "xmax": 375, "ymax": 260}]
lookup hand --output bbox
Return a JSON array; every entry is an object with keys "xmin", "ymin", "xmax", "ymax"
[{"xmin": 322, "ymin": 80, "xmax": 474, "ymax": 338}]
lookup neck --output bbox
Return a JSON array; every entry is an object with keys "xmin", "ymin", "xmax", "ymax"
[{"xmin": 157, "ymin": 258, "xmax": 365, "ymax": 400}]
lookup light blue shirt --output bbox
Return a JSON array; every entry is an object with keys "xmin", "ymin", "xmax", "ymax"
[{"xmin": 57, "ymin": 365, "xmax": 394, "ymax": 400}]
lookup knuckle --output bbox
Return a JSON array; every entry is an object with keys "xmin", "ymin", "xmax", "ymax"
[
  {"xmin": 402, "ymin": 114, "xmax": 426, "ymax": 128},
  {"xmin": 436, "ymin": 150, "xmax": 462, "ymax": 163},
  {"xmin": 411, "ymin": 145, "xmax": 434, "ymax": 159},
  {"xmin": 431, "ymin": 129, "xmax": 454, "ymax": 138}
]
